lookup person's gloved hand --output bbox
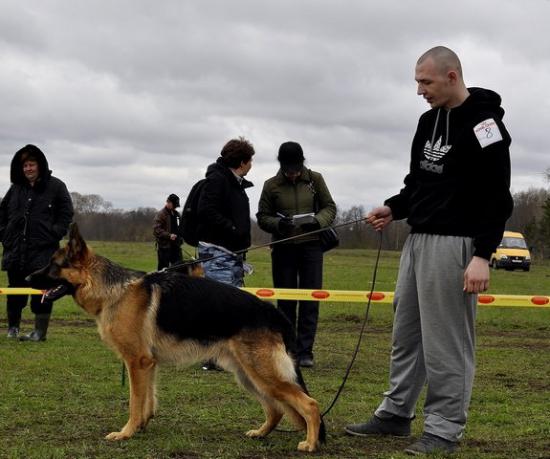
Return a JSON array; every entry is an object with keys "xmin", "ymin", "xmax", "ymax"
[
  {"xmin": 278, "ymin": 217, "xmax": 295, "ymax": 232},
  {"xmin": 301, "ymin": 220, "xmax": 320, "ymax": 232}
]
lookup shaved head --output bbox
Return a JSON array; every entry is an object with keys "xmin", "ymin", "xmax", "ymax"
[{"xmin": 417, "ymin": 46, "xmax": 463, "ymax": 79}]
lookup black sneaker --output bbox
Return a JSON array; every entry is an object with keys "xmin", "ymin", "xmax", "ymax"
[
  {"xmin": 19, "ymin": 330, "xmax": 46, "ymax": 342},
  {"xmin": 404, "ymin": 432, "xmax": 458, "ymax": 455},
  {"xmin": 7, "ymin": 327, "xmax": 19, "ymax": 339},
  {"xmin": 298, "ymin": 356, "xmax": 314, "ymax": 368},
  {"xmin": 345, "ymin": 414, "xmax": 411, "ymax": 437},
  {"xmin": 201, "ymin": 361, "xmax": 223, "ymax": 371}
]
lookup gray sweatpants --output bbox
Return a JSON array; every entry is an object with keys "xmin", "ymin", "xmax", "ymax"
[{"xmin": 375, "ymin": 233, "xmax": 477, "ymax": 442}]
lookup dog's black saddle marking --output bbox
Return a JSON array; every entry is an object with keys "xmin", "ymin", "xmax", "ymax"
[{"xmin": 143, "ymin": 272, "xmax": 295, "ymax": 348}]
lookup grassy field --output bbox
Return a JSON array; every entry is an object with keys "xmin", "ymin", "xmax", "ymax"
[{"xmin": 0, "ymin": 241, "xmax": 549, "ymax": 459}]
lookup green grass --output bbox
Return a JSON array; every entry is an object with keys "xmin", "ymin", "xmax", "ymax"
[{"xmin": 1, "ymin": 242, "xmax": 549, "ymax": 459}]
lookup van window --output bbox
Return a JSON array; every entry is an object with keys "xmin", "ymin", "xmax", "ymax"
[{"xmin": 500, "ymin": 237, "xmax": 527, "ymax": 249}]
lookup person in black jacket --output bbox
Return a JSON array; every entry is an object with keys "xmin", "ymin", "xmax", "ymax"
[
  {"xmin": 345, "ymin": 47, "xmax": 513, "ymax": 455},
  {"xmin": 195, "ymin": 137, "xmax": 254, "ymax": 371},
  {"xmin": 1, "ymin": 144, "xmax": 73, "ymax": 341},
  {"xmin": 196, "ymin": 137, "xmax": 254, "ymax": 287}
]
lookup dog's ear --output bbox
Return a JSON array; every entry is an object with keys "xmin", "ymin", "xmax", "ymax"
[{"xmin": 67, "ymin": 222, "xmax": 88, "ymax": 262}]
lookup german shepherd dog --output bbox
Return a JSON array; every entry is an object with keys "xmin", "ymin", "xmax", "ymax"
[{"xmin": 28, "ymin": 223, "xmax": 325, "ymax": 452}]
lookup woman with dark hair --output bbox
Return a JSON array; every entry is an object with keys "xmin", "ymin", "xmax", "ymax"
[
  {"xmin": 257, "ymin": 142, "xmax": 336, "ymax": 367},
  {"xmin": 195, "ymin": 137, "xmax": 255, "ymax": 287}
]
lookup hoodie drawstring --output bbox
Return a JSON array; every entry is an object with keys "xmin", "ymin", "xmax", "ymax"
[
  {"xmin": 430, "ymin": 109, "xmax": 441, "ymax": 157},
  {"xmin": 445, "ymin": 109, "xmax": 451, "ymax": 147}
]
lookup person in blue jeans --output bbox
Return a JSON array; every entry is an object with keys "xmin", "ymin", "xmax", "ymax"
[{"xmin": 195, "ymin": 137, "xmax": 255, "ymax": 370}]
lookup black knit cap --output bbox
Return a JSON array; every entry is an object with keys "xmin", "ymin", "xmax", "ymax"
[
  {"xmin": 278, "ymin": 141, "xmax": 305, "ymax": 172},
  {"xmin": 167, "ymin": 193, "xmax": 180, "ymax": 208}
]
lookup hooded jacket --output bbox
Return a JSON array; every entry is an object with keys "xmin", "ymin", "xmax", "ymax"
[
  {"xmin": 196, "ymin": 158, "xmax": 253, "ymax": 251},
  {"xmin": 0, "ymin": 145, "xmax": 74, "ymax": 271},
  {"xmin": 385, "ymin": 87, "xmax": 513, "ymax": 260}
]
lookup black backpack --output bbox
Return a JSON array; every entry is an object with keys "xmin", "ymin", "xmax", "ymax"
[{"xmin": 179, "ymin": 178, "xmax": 206, "ymax": 247}]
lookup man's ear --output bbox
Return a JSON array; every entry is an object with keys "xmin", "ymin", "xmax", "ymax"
[
  {"xmin": 67, "ymin": 222, "xmax": 88, "ymax": 262},
  {"xmin": 447, "ymin": 69, "xmax": 459, "ymax": 85}
]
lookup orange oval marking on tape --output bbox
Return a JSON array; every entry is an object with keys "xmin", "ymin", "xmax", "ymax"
[
  {"xmin": 256, "ymin": 289, "xmax": 275, "ymax": 297},
  {"xmin": 478, "ymin": 295, "xmax": 495, "ymax": 304},
  {"xmin": 367, "ymin": 292, "xmax": 385, "ymax": 301},
  {"xmin": 312, "ymin": 290, "xmax": 330, "ymax": 299},
  {"xmin": 530, "ymin": 296, "xmax": 549, "ymax": 306}
]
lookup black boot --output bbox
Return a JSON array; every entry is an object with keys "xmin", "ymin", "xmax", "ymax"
[
  {"xmin": 7, "ymin": 309, "xmax": 21, "ymax": 339},
  {"xmin": 20, "ymin": 313, "xmax": 50, "ymax": 342}
]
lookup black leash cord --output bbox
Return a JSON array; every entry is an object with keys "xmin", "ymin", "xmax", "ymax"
[
  {"xmin": 275, "ymin": 231, "xmax": 383, "ymax": 432},
  {"xmin": 162, "ymin": 216, "xmax": 369, "ymax": 272},
  {"xmin": 321, "ymin": 230, "xmax": 382, "ymax": 418}
]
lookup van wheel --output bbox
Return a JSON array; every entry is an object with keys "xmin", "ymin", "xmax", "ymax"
[{"xmin": 523, "ymin": 267, "xmax": 530, "ymax": 272}]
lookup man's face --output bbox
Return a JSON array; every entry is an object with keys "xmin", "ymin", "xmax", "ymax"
[
  {"xmin": 23, "ymin": 160, "xmax": 40, "ymax": 184},
  {"xmin": 415, "ymin": 57, "xmax": 452, "ymax": 109},
  {"xmin": 240, "ymin": 158, "xmax": 253, "ymax": 177},
  {"xmin": 166, "ymin": 201, "xmax": 174, "ymax": 210}
]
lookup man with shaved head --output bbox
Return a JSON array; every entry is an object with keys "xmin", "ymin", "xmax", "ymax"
[{"xmin": 346, "ymin": 46, "xmax": 513, "ymax": 455}]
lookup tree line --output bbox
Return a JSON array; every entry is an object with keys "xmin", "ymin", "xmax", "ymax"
[{"xmin": 67, "ymin": 185, "xmax": 550, "ymax": 259}]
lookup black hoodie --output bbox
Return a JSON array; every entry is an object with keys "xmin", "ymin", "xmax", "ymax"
[
  {"xmin": 0, "ymin": 145, "xmax": 74, "ymax": 271},
  {"xmin": 196, "ymin": 157, "xmax": 253, "ymax": 251},
  {"xmin": 385, "ymin": 88, "xmax": 513, "ymax": 260}
]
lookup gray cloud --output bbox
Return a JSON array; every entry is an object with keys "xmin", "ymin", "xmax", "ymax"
[{"xmin": 1, "ymin": 0, "xmax": 548, "ymax": 214}]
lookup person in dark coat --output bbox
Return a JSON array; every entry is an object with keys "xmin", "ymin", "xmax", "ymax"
[
  {"xmin": 196, "ymin": 137, "xmax": 254, "ymax": 287},
  {"xmin": 256, "ymin": 142, "xmax": 337, "ymax": 368},
  {"xmin": 0, "ymin": 144, "xmax": 73, "ymax": 341},
  {"xmin": 153, "ymin": 193, "xmax": 183, "ymax": 270},
  {"xmin": 196, "ymin": 137, "xmax": 254, "ymax": 372}
]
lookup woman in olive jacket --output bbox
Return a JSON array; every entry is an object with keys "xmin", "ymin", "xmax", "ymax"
[
  {"xmin": 256, "ymin": 142, "xmax": 336, "ymax": 367},
  {"xmin": 0, "ymin": 144, "xmax": 73, "ymax": 341}
]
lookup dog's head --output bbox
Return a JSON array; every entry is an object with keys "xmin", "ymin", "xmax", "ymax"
[{"xmin": 27, "ymin": 222, "xmax": 90, "ymax": 301}]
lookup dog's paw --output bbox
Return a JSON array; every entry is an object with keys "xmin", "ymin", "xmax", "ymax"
[
  {"xmin": 245, "ymin": 429, "xmax": 265, "ymax": 438},
  {"xmin": 105, "ymin": 431, "xmax": 131, "ymax": 441},
  {"xmin": 297, "ymin": 440, "xmax": 318, "ymax": 452}
]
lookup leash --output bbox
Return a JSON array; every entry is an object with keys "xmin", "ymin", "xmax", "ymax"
[
  {"xmin": 274, "ymin": 230, "xmax": 383, "ymax": 433},
  {"xmin": 161, "ymin": 216, "xmax": 369, "ymax": 272},
  {"xmin": 321, "ymin": 230, "xmax": 382, "ymax": 418}
]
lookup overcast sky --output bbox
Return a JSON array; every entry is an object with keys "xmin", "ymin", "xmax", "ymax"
[{"xmin": 1, "ymin": 0, "xmax": 549, "ymax": 215}]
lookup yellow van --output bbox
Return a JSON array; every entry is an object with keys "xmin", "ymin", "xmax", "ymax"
[{"xmin": 490, "ymin": 231, "xmax": 531, "ymax": 271}]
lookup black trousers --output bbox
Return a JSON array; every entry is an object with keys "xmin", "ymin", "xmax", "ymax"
[
  {"xmin": 157, "ymin": 246, "xmax": 183, "ymax": 270},
  {"xmin": 271, "ymin": 241, "xmax": 323, "ymax": 359},
  {"xmin": 7, "ymin": 268, "xmax": 53, "ymax": 324}
]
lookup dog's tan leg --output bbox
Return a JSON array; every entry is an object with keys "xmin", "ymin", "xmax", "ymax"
[
  {"xmin": 268, "ymin": 383, "xmax": 321, "ymax": 452},
  {"xmin": 105, "ymin": 356, "xmax": 153, "ymax": 441},
  {"xmin": 142, "ymin": 362, "xmax": 158, "ymax": 429},
  {"xmin": 280, "ymin": 404, "xmax": 307, "ymax": 431},
  {"xmin": 245, "ymin": 398, "xmax": 283, "ymax": 438},
  {"xmin": 232, "ymin": 367, "xmax": 284, "ymax": 438},
  {"xmin": 229, "ymin": 337, "xmax": 321, "ymax": 450}
]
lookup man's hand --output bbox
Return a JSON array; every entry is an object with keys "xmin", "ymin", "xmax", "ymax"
[
  {"xmin": 366, "ymin": 206, "xmax": 393, "ymax": 231},
  {"xmin": 464, "ymin": 256, "xmax": 490, "ymax": 293},
  {"xmin": 170, "ymin": 233, "xmax": 178, "ymax": 241}
]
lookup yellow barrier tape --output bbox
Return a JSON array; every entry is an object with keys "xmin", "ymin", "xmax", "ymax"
[{"xmin": 2, "ymin": 287, "xmax": 548, "ymax": 308}]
